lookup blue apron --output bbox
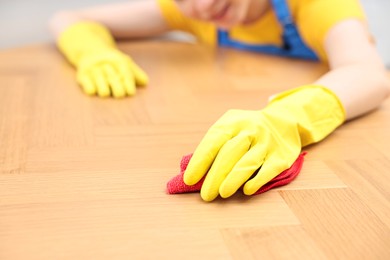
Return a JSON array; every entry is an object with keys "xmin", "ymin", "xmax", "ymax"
[{"xmin": 217, "ymin": 0, "xmax": 319, "ymax": 61}]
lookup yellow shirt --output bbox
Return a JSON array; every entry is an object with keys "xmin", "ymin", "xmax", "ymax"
[{"xmin": 156, "ymin": 0, "xmax": 366, "ymax": 61}]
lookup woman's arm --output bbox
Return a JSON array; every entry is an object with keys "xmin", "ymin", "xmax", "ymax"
[
  {"xmin": 49, "ymin": 0, "xmax": 170, "ymax": 40},
  {"xmin": 49, "ymin": 0, "xmax": 172, "ymax": 97},
  {"xmin": 315, "ymin": 19, "xmax": 390, "ymax": 120}
]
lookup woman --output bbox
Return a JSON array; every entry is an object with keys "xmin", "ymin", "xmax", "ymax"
[{"xmin": 49, "ymin": 0, "xmax": 390, "ymax": 201}]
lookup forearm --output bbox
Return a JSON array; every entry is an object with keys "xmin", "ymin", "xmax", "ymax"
[
  {"xmin": 49, "ymin": 0, "xmax": 169, "ymax": 40},
  {"xmin": 313, "ymin": 19, "xmax": 390, "ymax": 120},
  {"xmin": 316, "ymin": 64, "xmax": 390, "ymax": 120}
]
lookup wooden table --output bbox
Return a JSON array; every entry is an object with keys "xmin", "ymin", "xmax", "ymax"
[{"xmin": 1, "ymin": 41, "xmax": 389, "ymax": 259}]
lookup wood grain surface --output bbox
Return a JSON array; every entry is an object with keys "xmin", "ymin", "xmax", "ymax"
[{"xmin": 0, "ymin": 41, "xmax": 389, "ymax": 259}]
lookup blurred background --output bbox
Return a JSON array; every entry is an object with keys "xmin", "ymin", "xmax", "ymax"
[{"xmin": 0, "ymin": 0, "xmax": 389, "ymax": 66}]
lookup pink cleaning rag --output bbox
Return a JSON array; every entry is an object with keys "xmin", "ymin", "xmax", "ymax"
[{"xmin": 167, "ymin": 152, "xmax": 306, "ymax": 195}]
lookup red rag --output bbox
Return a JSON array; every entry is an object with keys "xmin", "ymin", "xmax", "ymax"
[{"xmin": 166, "ymin": 152, "xmax": 306, "ymax": 195}]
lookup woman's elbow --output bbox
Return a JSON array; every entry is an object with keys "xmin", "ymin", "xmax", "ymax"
[
  {"xmin": 48, "ymin": 10, "xmax": 83, "ymax": 38},
  {"xmin": 378, "ymin": 69, "xmax": 390, "ymax": 100}
]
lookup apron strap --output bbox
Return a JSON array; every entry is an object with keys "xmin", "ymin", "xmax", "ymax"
[
  {"xmin": 217, "ymin": 0, "xmax": 318, "ymax": 60},
  {"xmin": 270, "ymin": 0, "xmax": 318, "ymax": 59}
]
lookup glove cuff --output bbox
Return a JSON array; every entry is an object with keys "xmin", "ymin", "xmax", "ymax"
[
  {"xmin": 266, "ymin": 85, "xmax": 346, "ymax": 146},
  {"xmin": 58, "ymin": 21, "xmax": 117, "ymax": 66}
]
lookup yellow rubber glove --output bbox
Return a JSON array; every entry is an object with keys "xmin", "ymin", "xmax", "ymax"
[
  {"xmin": 183, "ymin": 85, "xmax": 345, "ymax": 201},
  {"xmin": 58, "ymin": 22, "xmax": 148, "ymax": 97}
]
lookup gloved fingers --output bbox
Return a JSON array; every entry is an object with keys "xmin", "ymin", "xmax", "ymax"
[
  {"xmin": 243, "ymin": 154, "xmax": 292, "ymax": 195},
  {"xmin": 200, "ymin": 132, "xmax": 253, "ymax": 201},
  {"xmin": 114, "ymin": 61, "xmax": 137, "ymax": 96},
  {"xmin": 219, "ymin": 142, "xmax": 267, "ymax": 198},
  {"xmin": 77, "ymin": 72, "xmax": 96, "ymax": 96},
  {"xmin": 102, "ymin": 64, "xmax": 126, "ymax": 98},
  {"xmin": 183, "ymin": 130, "xmax": 231, "ymax": 186},
  {"xmin": 126, "ymin": 59, "xmax": 149, "ymax": 86},
  {"xmin": 91, "ymin": 67, "xmax": 111, "ymax": 97},
  {"xmin": 122, "ymin": 72, "xmax": 137, "ymax": 96}
]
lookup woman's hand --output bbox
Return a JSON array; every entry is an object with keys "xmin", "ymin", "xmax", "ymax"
[{"xmin": 183, "ymin": 85, "xmax": 345, "ymax": 201}]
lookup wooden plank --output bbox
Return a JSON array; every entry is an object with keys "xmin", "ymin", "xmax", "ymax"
[
  {"xmin": 221, "ymin": 226, "xmax": 327, "ymax": 260},
  {"xmin": 281, "ymin": 188, "xmax": 390, "ymax": 259}
]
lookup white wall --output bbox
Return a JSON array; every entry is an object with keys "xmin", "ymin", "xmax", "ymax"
[
  {"xmin": 359, "ymin": 0, "xmax": 390, "ymax": 66},
  {"xmin": 1, "ymin": 0, "xmax": 389, "ymax": 66},
  {"xmin": 0, "ymin": 0, "xmax": 114, "ymax": 49}
]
